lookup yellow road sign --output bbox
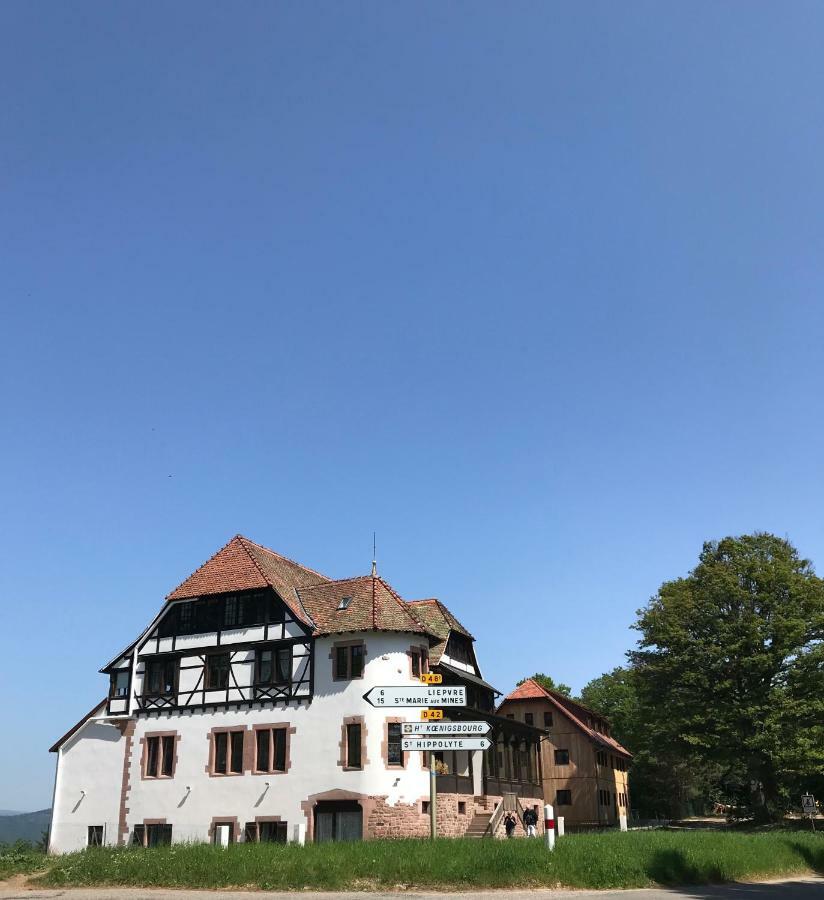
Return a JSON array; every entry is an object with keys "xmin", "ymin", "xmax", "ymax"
[
  {"xmin": 420, "ymin": 673, "xmax": 443, "ymax": 684},
  {"xmin": 421, "ymin": 709, "xmax": 444, "ymax": 720}
]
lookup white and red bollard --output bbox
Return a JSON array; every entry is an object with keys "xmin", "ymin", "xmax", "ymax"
[{"xmin": 544, "ymin": 803, "xmax": 555, "ymax": 851}]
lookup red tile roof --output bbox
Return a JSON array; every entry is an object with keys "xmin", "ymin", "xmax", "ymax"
[
  {"xmin": 505, "ymin": 679, "xmax": 548, "ymax": 700},
  {"xmin": 295, "ymin": 576, "xmax": 427, "ymax": 636},
  {"xmin": 406, "ymin": 598, "xmax": 474, "ymax": 665},
  {"xmin": 166, "ymin": 535, "xmax": 327, "ymax": 626},
  {"xmin": 500, "ymin": 678, "xmax": 632, "ymax": 758},
  {"xmin": 163, "ymin": 536, "xmax": 458, "ymax": 639}
]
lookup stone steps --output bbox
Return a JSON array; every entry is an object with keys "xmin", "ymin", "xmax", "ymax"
[{"xmin": 464, "ymin": 812, "xmax": 493, "ymax": 837}]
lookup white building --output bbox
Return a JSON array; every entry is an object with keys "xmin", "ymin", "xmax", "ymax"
[{"xmin": 49, "ymin": 535, "xmax": 543, "ymax": 852}]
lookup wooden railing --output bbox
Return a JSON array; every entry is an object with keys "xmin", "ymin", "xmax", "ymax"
[{"xmin": 484, "ymin": 798, "xmax": 504, "ymax": 837}]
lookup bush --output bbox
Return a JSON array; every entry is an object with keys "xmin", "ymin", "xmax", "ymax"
[{"xmin": 0, "ymin": 841, "xmax": 47, "ymax": 878}]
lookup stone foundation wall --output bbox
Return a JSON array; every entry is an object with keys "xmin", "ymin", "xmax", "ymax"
[{"xmin": 365, "ymin": 793, "xmax": 545, "ymax": 839}]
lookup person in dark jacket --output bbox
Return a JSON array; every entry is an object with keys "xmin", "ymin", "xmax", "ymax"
[
  {"xmin": 523, "ymin": 806, "xmax": 538, "ymax": 837},
  {"xmin": 504, "ymin": 811, "xmax": 517, "ymax": 838}
]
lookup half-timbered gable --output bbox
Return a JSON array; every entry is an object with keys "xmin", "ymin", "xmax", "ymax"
[{"xmin": 133, "ymin": 588, "xmax": 313, "ymax": 713}]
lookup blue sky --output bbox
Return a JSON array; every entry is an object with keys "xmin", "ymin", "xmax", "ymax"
[{"xmin": 2, "ymin": 2, "xmax": 824, "ymax": 811}]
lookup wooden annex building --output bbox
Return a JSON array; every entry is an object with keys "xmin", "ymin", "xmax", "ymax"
[{"xmin": 497, "ymin": 678, "xmax": 632, "ymax": 829}]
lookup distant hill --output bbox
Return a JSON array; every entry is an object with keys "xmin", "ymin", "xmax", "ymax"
[{"xmin": 0, "ymin": 809, "xmax": 51, "ymax": 844}]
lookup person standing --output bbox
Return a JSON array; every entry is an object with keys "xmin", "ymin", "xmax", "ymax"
[
  {"xmin": 523, "ymin": 805, "xmax": 538, "ymax": 837},
  {"xmin": 504, "ymin": 811, "xmax": 517, "ymax": 838}
]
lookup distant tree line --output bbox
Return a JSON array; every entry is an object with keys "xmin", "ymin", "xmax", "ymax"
[{"xmin": 527, "ymin": 533, "xmax": 824, "ymax": 822}]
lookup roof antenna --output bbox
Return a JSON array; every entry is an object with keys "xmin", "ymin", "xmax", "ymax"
[{"xmin": 371, "ymin": 532, "xmax": 377, "ymax": 577}]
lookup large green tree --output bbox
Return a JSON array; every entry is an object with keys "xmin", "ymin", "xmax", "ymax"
[
  {"xmin": 580, "ymin": 666, "xmax": 720, "ymax": 817},
  {"xmin": 630, "ymin": 533, "xmax": 824, "ymax": 820},
  {"xmin": 579, "ymin": 666, "xmax": 640, "ymax": 747}
]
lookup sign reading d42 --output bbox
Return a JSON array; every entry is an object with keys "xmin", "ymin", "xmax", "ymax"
[
  {"xmin": 420, "ymin": 673, "xmax": 442, "ymax": 684},
  {"xmin": 421, "ymin": 709, "xmax": 443, "ymax": 720}
]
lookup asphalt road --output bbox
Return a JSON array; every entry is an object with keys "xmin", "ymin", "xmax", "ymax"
[{"xmin": 0, "ymin": 877, "xmax": 822, "ymax": 900}]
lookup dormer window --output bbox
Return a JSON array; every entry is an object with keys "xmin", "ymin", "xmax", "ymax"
[
  {"xmin": 337, "ymin": 596, "xmax": 352, "ymax": 611},
  {"xmin": 109, "ymin": 670, "xmax": 130, "ymax": 698}
]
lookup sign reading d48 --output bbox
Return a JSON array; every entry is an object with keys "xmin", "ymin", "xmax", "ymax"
[{"xmin": 420, "ymin": 673, "xmax": 442, "ymax": 684}]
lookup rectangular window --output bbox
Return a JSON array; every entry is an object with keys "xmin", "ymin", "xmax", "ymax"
[
  {"xmin": 255, "ymin": 727, "xmax": 287, "ymax": 773},
  {"xmin": 506, "ymin": 713, "xmax": 514, "ymax": 720},
  {"xmin": 346, "ymin": 723, "xmax": 362, "ymax": 769},
  {"xmin": 543, "ymin": 711, "xmax": 553, "ymax": 728},
  {"xmin": 259, "ymin": 821, "xmax": 287, "ymax": 843},
  {"xmin": 213, "ymin": 729, "xmax": 244, "ymax": 775},
  {"xmin": 387, "ymin": 722, "xmax": 404, "ymax": 767},
  {"xmin": 411, "ymin": 651, "xmax": 420, "ymax": 678},
  {"xmin": 178, "ymin": 602, "xmax": 193, "ymax": 633},
  {"xmin": 131, "ymin": 825, "xmax": 145, "ymax": 846},
  {"xmin": 524, "ymin": 712, "xmax": 534, "ymax": 726},
  {"xmin": 335, "ymin": 645, "xmax": 348, "ymax": 678},
  {"xmin": 146, "ymin": 737, "xmax": 159, "ymax": 777},
  {"xmin": 350, "ymin": 644, "xmax": 364, "ymax": 678},
  {"xmin": 206, "ymin": 653, "xmax": 230, "ymax": 690},
  {"xmin": 231, "ymin": 730, "xmax": 243, "ymax": 773},
  {"xmin": 224, "ymin": 595, "xmax": 238, "ymax": 628},
  {"xmin": 257, "ymin": 646, "xmax": 292, "ymax": 684},
  {"xmin": 87, "ymin": 825, "xmax": 103, "ymax": 846},
  {"xmin": 556, "ymin": 789, "xmax": 572, "ymax": 806},
  {"xmin": 215, "ymin": 732, "xmax": 227, "ymax": 773},
  {"xmin": 554, "ymin": 749, "xmax": 570, "ymax": 765},
  {"xmin": 161, "ymin": 736, "xmax": 175, "ymax": 776},
  {"xmin": 596, "ymin": 750, "xmax": 607, "ymax": 767},
  {"xmin": 145, "ymin": 658, "xmax": 176, "ymax": 696},
  {"xmin": 256, "ymin": 729, "xmax": 269, "ymax": 771},
  {"xmin": 145, "ymin": 735, "xmax": 176, "ymax": 778},
  {"xmin": 109, "ymin": 670, "xmax": 129, "ymax": 698},
  {"xmin": 147, "ymin": 824, "xmax": 172, "ymax": 847},
  {"xmin": 334, "ymin": 644, "xmax": 365, "ymax": 680}
]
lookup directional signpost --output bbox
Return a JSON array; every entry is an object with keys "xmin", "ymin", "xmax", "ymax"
[{"xmin": 363, "ymin": 675, "xmax": 491, "ymax": 839}]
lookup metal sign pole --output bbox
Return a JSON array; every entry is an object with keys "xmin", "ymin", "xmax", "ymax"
[{"xmin": 429, "ymin": 751, "xmax": 437, "ymax": 840}]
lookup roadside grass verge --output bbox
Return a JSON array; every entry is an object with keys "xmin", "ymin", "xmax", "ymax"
[
  {"xmin": 35, "ymin": 831, "xmax": 824, "ymax": 891},
  {"xmin": 0, "ymin": 842, "xmax": 48, "ymax": 879}
]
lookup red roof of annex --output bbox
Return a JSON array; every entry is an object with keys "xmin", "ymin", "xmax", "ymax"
[{"xmin": 501, "ymin": 677, "xmax": 632, "ymax": 758}]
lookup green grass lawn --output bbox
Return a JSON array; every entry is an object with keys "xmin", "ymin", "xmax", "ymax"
[{"xmin": 21, "ymin": 831, "xmax": 823, "ymax": 891}]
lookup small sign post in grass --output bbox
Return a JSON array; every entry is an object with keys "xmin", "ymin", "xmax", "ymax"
[{"xmin": 801, "ymin": 794, "xmax": 816, "ymax": 831}]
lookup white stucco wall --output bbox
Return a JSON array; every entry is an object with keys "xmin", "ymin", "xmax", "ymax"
[
  {"xmin": 50, "ymin": 632, "xmax": 434, "ymax": 852},
  {"xmin": 50, "ymin": 720, "xmax": 126, "ymax": 853}
]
